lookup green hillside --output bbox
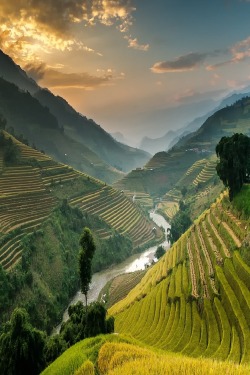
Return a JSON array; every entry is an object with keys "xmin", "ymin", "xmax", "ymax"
[
  {"xmin": 114, "ymin": 96, "xmax": 250, "ymax": 197},
  {"xmin": 109, "ymin": 188, "xmax": 250, "ymax": 364},
  {"xmin": 0, "ymin": 131, "xmax": 162, "ymax": 331},
  {"xmin": 41, "ymin": 187, "xmax": 250, "ymax": 374}
]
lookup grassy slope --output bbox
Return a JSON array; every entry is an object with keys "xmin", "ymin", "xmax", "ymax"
[
  {"xmin": 42, "ymin": 186, "xmax": 250, "ymax": 374},
  {"xmin": 42, "ymin": 334, "xmax": 250, "ymax": 375},
  {"xmin": 109, "ymin": 187, "xmax": 250, "ymax": 364}
]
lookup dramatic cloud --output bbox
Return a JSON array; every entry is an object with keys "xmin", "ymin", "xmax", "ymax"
[
  {"xmin": 0, "ymin": 0, "xmax": 139, "ymax": 64},
  {"xmin": 25, "ymin": 64, "xmax": 113, "ymax": 90},
  {"xmin": 0, "ymin": 1, "xmax": 135, "ymax": 36},
  {"xmin": 151, "ymin": 52, "xmax": 207, "ymax": 73}
]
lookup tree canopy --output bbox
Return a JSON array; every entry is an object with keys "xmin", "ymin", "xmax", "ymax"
[
  {"xmin": 79, "ymin": 227, "xmax": 96, "ymax": 308},
  {"xmin": 155, "ymin": 245, "xmax": 165, "ymax": 260},
  {"xmin": 0, "ymin": 308, "xmax": 46, "ymax": 375},
  {"xmin": 216, "ymin": 133, "xmax": 250, "ymax": 200}
]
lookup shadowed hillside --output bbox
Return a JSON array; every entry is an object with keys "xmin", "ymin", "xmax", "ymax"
[{"xmin": 0, "ymin": 49, "xmax": 151, "ymax": 174}]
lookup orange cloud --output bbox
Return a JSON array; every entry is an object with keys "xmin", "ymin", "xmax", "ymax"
[
  {"xmin": 151, "ymin": 52, "xmax": 207, "ymax": 73},
  {"xmin": 0, "ymin": 0, "xmax": 137, "ymax": 64}
]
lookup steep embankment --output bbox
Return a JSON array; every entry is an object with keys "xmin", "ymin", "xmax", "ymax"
[
  {"xmin": 0, "ymin": 131, "xmax": 162, "ymax": 331},
  {"xmin": 114, "ymin": 96, "xmax": 250, "ymax": 196},
  {"xmin": 109, "ymin": 189, "xmax": 250, "ymax": 364}
]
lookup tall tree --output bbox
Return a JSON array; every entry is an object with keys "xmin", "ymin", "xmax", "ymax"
[
  {"xmin": 79, "ymin": 227, "xmax": 96, "ymax": 310},
  {"xmin": 216, "ymin": 133, "xmax": 250, "ymax": 200},
  {"xmin": 0, "ymin": 308, "xmax": 46, "ymax": 375}
]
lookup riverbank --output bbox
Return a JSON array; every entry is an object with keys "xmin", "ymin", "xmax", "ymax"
[{"xmin": 53, "ymin": 211, "xmax": 170, "ymax": 333}]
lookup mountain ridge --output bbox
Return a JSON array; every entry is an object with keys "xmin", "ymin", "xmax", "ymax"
[{"xmin": 0, "ymin": 49, "xmax": 150, "ymax": 175}]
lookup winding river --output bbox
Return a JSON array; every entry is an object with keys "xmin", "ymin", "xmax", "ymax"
[{"xmin": 54, "ymin": 211, "xmax": 170, "ymax": 333}]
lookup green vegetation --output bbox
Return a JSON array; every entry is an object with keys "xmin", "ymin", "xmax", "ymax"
[
  {"xmin": 0, "ymin": 131, "xmax": 160, "ymax": 333},
  {"xmin": 0, "ymin": 308, "xmax": 46, "ymax": 375},
  {"xmin": 155, "ymin": 245, "xmax": 165, "ymax": 259},
  {"xmin": 79, "ymin": 228, "xmax": 96, "ymax": 308},
  {"xmin": 69, "ymin": 185, "xmax": 163, "ymax": 249},
  {"xmin": 109, "ymin": 189, "xmax": 250, "ymax": 364},
  {"xmin": 216, "ymin": 133, "xmax": 250, "ymax": 200},
  {"xmin": 60, "ymin": 301, "xmax": 114, "ymax": 348},
  {"xmin": 167, "ymin": 203, "xmax": 192, "ymax": 245},
  {"xmin": 232, "ymin": 184, "xmax": 250, "ymax": 218},
  {"xmin": 41, "ymin": 334, "xmax": 250, "ymax": 375}
]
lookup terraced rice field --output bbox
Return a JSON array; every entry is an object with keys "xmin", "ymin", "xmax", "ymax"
[
  {"xmin": 121, "ymin": 190, "xmax": 153, "ymax": 210},
  {"xmin": 0, "ymin": 134, "xmax": 86, "ymax": 270},
  {"xmin": 157, "ymin": 201, "xmax": 178, "ymax": 220},
  {"xmin": 0, "ymin": 163, "xmax": 58, "ymax": 270},
  {"xmin": 41, "ymin": 334, "xmax": 250, "ymax": 375},
  {"xmin": 163, "ymin": 188, "xmax": 181, "ymax": 202},
  {"xmin": 69, "ymin": 185, "xmax": 162, "ymax": 248},
  {"xmin": 109, "ymin": 190, "xmax": 250, "ymax": 364},
  {"xmin": 4, "ymin": 131, "xmax": 52, "ymax": 162},
  {"xmin": 102, "ymin": 270, "xmax": 146, "ymax": 308},
  {"xmin": 193, "ymin": 160, "xmax": 217, "ymax": 186}
]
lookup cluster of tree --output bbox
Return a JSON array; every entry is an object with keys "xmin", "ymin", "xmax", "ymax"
[
  {"xmin": 154, "ymin": 245, "xmax": 165, "ymax": 260},
  {"xmin": 0, "ymin": 228, "xmax": 114, "ymax": 374},
  {"xmin": 0, "ymin": 77, "xmax": 59, "ymax": 130},
  {"xmin": 0, "ymin": 202, "xmax": 132, "ymax": 333},
  {"xmin": 0, "ymin": 129, "xmax": 20, "ymax": 163},
  {"xmin": 216, "ymin": 133, "xmax": 250, "ymax": 200},
  {"xmin": 167, "ymin": 201, "xmax": 192, "ymax": 245}
]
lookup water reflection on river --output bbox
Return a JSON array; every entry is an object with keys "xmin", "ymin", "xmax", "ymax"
[{"xmin": 55, "ymin": 211, "xmax": 170, "ymax": 331}]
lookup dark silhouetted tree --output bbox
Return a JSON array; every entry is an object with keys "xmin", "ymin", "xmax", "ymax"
[
  {"xmin": 79, "ymin": 227, "xmax": 96, "ymax": 310},
  {"xmin": 0, "ymin": 308, "xmax": 46, "ymax": 375},
  {"xmin": 216, "ymin": 133, "xmax": 250, "ymax": 200},
  {"xmin": 155, "ymin": 245, "xmax": 165, "ymax": 259}
]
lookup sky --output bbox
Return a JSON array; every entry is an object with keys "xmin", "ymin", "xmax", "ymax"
[{"xmin": 1, "ymin": 0, "xmax": 250, "ymax": 145}]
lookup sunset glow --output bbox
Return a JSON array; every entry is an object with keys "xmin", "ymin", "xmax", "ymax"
[{"xmin": 1, "ymin": 0, "xmax": 250, "ymax": 143}]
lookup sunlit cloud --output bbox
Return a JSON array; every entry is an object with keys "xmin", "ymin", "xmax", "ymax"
[
  {"xmin": 151, "ymin": 52, "xmax": 207, "ymax": 73},
  {"xmin": 125, "ymin": 36, "xmax": 149, "ymax": 51},
  {"xmin": 24, "ymin": 62, "xmax": 125, "ymax": 90},
  {"xmin": 0, "ymin": 0, "xmax": 138, "ymax": 65},
  {"xmin": 37, "ymin": 69, "xmax": 112, "ymax": 90},
  {"xmin": 207, "ymin": 36, "xmax": 250, "ymax": 70}
]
